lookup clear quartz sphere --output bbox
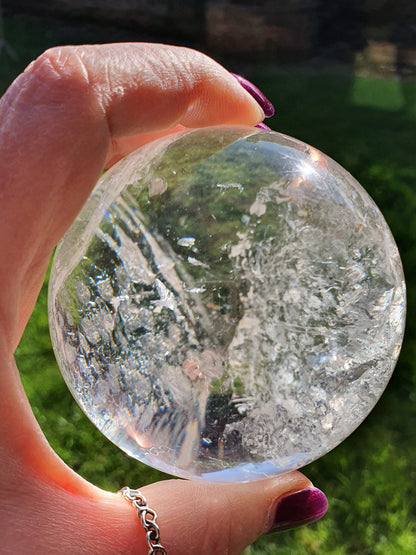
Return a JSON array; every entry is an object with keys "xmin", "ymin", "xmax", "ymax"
[{"xmin": 49, "ymin": 126, "xmax": 406, "ymax": 482}]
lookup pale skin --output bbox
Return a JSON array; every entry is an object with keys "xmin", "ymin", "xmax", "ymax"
[{"xmin": 0, "ymin": 43, "xmax": 314, "ymax": 554}]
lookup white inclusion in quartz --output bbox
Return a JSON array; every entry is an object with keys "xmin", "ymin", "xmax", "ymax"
[
  {"xmin": 217, "ymin": 182, "xmax": 244, "ymax": 192},
  {"xmin": 49, "ymin": 125, "xmax": 406, "ymax": 482},
  {"xmin": 177, "ymin": 237, "xmax": 196, "ymax": 248},
  {"xmin": 187, "ymin": 256, "xmax": 209, "ymax": 268}
]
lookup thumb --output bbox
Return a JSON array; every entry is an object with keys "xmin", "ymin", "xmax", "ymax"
[{"xmin": 131, "ymin": 473, "xmax": 327, "ymax": 554}]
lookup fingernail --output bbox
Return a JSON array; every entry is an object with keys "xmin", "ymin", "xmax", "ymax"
[
  {"xmin": 268, "ymin": 487, "xmax": 328, "ymax": 533},
  {"xmin": 256, "ymin": 122, "xmax": 271, "ymax": 130},
  {"xmin": 231, "ymin": 73, "xmax": 275, "ymax": 117}
]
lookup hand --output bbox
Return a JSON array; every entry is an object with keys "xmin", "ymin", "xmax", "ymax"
[{"xmin": 0, "ymin": 43, "xmax": 327, "ymax": 554}]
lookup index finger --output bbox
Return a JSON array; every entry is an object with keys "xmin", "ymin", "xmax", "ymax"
[{"xmin": 0, "ymin": 43, "xmax": 264, "ymax": 350}]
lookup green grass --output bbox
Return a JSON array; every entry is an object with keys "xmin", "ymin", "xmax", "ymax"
[{"xmin": 4, "ymin": 12, "xmax": 416, "ymax": 555}]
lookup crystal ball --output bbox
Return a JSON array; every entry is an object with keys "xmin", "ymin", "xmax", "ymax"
[{"xmin": 49, "ymin": 125, "xmax": 406, "ymax": 482}]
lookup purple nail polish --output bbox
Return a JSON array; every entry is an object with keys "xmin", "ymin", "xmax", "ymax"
[
  {"xmin": 269, "ymin": 487, "xmax": 328, "ymax": 533},
  {"xmin": 231, "ymin": 73, "xmax": 275, "ymax": 118},
  {"xmin": 256, "ymin": 122, "xmax": 271, "ymax": 130}
]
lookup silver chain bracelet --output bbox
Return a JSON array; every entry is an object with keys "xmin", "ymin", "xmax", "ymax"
[{"xmin": 119, "ymin": 486, "xmax": 167, "ymax": 554}]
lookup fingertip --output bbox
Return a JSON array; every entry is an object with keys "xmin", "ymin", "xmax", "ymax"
[
  {"xmin": 230, "ymin": 73, "xmax": 275, "ymax": 118},
  {"xmin": 180, "ymin": 61, "xmax": 265, "ymax": 128},
  {"xmin": 267, "ymin": 486, "xmax": 328, "ymax": 533},
  {"xmin": 140, "ymin": 471, "xmax": 317, "ymax": 554}
]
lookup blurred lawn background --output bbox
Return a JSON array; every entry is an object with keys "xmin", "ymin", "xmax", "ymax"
[{"xmin": 1, "ymin": 9, "xmax": 416, "ymax": 555}]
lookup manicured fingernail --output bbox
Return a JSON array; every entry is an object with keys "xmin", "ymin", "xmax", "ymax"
[
  {"xmin": 231, "ymin": 73, "xmax": 275, "ymax": 117},
  {"xmin": 256, "ymin": 122, "xmax": 271, "ymax": 130},
  {"xmin": 268, "ymin": 487, "xmax": 328, "ymax": 533}
]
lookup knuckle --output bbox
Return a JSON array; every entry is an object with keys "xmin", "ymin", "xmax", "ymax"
[
  {"xmin": 24, "ymin": 46, "xmax": 92, "ymax": 98},
  {"xmin": 11, "ymin": 46, "xmax": 103, "ymax": 124}
]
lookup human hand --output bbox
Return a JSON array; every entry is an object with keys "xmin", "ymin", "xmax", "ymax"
[{"xmin": 0, "ymin": 43, "xmax": 327, "ymax": 554}]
